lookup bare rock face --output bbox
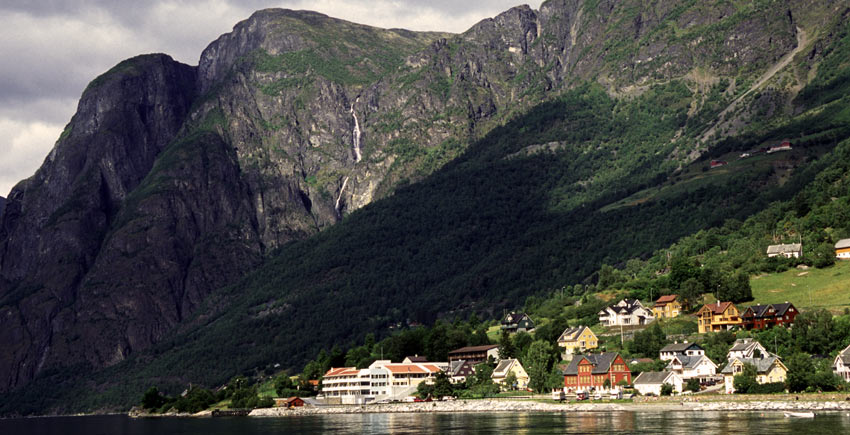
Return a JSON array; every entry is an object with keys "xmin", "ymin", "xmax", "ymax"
[
  {"xmin": 0, "ymin": 1, "xmax": 814, "ymax": 395},
  {"xmin": 0, "ymin": 54, "xmax": 199, "ymax": 390}
]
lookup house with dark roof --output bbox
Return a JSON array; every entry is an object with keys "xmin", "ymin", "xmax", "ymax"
[
  {"xmin": 501, "ymin": 312, "xmax": 535, "ymax": 333},
  {"xmin": 721, "ymin": 355, "xmax": 787, "ymax": 393},
  {"xmin": 697, "ymin": 302, "xmax": 741, "ymax": 333},
  {"xmin": 447, "ymin": 345, "xmax": 500, "ymax": 365},
  {"xmin": 598, "ymin": 299, "xmax": 654, "ymax": 327},
  {"xmin": 659, "ymin": 342, "xmax": 704, "ymax": 361},
  {"xmin": 652, "ymin": 295, "xmax": 682, "ymax": 319},
  {"xmin": 659, "ymin": 342, "xmax": 717, "ymax": 380},
  {"xmin": 402, "ymin": 355, "xmax": 429, "ymax": 364},
  {"xmin": 448, "ymin": 360, "xmax": 475, "ymax": 383},
  {"xmin": 833, "ymin": 344, "xmax": 850, "ymax": 382},
  {"xmin": 633, "ymin": 371, "xmax": 682, "ymax": 396},
  {"xmin": 557, "ymin": 326, "xmax": 598, "ymax": 358},
  {"xmin": 741, "ymin": 302, "xmax": 798, "ymax": 330},
  {"xmin": 727, "ymin": 338, "xmax": 772, "ymax": 360},
  {"xmin": 836, "ymin": 239, "xmax": 850, "ymax": 260},
  {"xmin": 766, "ymin": 243, "xmax": 802, "ymax": 258},
  {"xmin": 562, "ymin": 352, "xmax": 631, "ymax": 393}
]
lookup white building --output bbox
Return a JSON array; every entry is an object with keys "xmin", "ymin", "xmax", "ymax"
[
  {"xmin": 836, "ymin": 239, "xmax": 850, "ymax": 260},
  {"xmin": 633, "ymin": 371, "xmax": 683, "ymax": 396},
  {"xmin": 727, "ymin": 338, "xmax": 771, "ymax": 360},
  {"xmin": 834, "ymin": 344, "xmax": 850, "ymax": 382},
  {"xmin": 598, "ymin": 299, "xmax": 654, "ymax": 327},
  {"xmin": 660, "ymin": 342, "xmax": 717, "ymax": 380},
  {"xmin": 659, "ymin": 342, "xmax": 704, "ymax": 362},
  {"xmin": 320, "ymin": 360, "xmax": 444, "ymax": 404},
  {"xmin": 766, "ymin": 243, "xmax": 802, "ymax": 258}
]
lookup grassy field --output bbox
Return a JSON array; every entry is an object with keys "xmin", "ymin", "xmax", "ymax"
[{"xmin": 750, "ymin": 260, "xmax": 850, "ymax": 313}]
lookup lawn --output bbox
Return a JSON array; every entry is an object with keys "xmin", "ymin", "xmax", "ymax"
[{"xmin": 750, "ymin": 261, "xmax": 850, "ymax": 313}]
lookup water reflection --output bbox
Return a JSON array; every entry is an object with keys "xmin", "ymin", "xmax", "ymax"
[{"xmin": 2, "ymin": 410, "xmax": 850, "ymax": 434}]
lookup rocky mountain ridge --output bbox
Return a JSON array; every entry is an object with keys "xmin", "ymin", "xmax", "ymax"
[{"xmin": 0, "ymin": 0, "xmax": 844, "ymax": 399}]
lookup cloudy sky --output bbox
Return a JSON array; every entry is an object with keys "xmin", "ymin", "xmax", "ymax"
[{"xmin": 0, "ymin": 0, "xmax": 543, "ymax": 197}]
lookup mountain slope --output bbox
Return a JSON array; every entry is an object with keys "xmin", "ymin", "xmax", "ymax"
[{"xmin": 1, "ymin": 0, "xmax": 848, "ymax": 413}]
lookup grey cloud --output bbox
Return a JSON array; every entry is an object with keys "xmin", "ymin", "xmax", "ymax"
[{"xmin": 0, "ymin": 0, "xmax": 542, "ymax": 195}]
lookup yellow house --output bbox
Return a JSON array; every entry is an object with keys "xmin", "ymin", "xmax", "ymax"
[
  {"xmin": 557, "ymin": 326, "xmax": 598, "ymax": 358},
  {"xmin": 491, "ymin": 358, "xmax": 530, "ymax": 390},
  {"xmin": 697, "ymin": 302, "xmax": 742, "ymax": 333},
  {"xmin": 721, "ymin": 356, "xmax": 787, "ymax": 393},
  {"xmin": 652, "ymin": 295, "xmax": 682, "ymax": 319}
]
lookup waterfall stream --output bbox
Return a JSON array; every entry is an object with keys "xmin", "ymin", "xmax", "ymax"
[
  {"xmin": 350, "ymin": 99, "xmax": 362, "ymax": 162},
  {"xmin": 335, "ymin": 176, "xmax": 349, "ymax": 216}
]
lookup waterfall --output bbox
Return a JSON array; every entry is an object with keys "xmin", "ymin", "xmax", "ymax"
[
  {"xmin": 350, "ymin": 99, "xmax": 362, "ymax": 162},
  {"xmin": 335, "ymin": 176, "xmax": 350, "ymax": 216}
]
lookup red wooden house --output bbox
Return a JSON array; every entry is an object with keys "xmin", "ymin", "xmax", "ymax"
[
  {"xmin": 741, "ymin": 302, "xmax": 798, "ymax": 330},
  {"xmin": 563, "ymin": 352, "xmax": 631, "ymax": 392}
]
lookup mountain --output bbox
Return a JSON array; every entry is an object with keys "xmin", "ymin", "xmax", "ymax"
[
  {"xmin": 0, "ymin": 197, "xmax": 4, "ymax": 216},
  {"xmin": 2, "ymin": 0, "xmax": 850, "ymax": 414}
]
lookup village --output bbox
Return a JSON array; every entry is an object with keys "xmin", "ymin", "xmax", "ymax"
[
  {"xmin": 134, "ymin": 238, "xmax": 850, "ymax": 417},
  {"xmin": 245, "ymin": 238, "xmax": 850, "ymax": 412}
]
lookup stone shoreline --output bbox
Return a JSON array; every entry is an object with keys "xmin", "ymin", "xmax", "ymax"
[{"xmin": 248, "ymin": 398, "xmax": 850, "ymax": 417}]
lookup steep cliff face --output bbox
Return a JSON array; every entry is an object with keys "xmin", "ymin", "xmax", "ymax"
[
  {"xmin": 0, "ymin": 54, "xmax": 197, "ymax": 390},
  {"xmin": 0, "ymin": 0, "xmax": 839, "ymax": 397}
]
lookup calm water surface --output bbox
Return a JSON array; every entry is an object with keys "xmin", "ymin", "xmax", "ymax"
[{"xmin": 2, "ymin": 411, "xmax": 849, "ymax": 434}]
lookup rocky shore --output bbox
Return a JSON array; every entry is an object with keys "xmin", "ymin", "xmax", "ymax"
[{"xmin": 249, "ymin": 397, "xmax": 850, "ymax": 417}]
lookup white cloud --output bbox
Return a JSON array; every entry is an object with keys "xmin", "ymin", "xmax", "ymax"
[{"xmin": 0, "ymin": 119, "xmax": 64, "ymax": 196}]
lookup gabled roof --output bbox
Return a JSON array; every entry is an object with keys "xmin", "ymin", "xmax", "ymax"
[
  {"xmin": 766, "ymin": 243, "xmax": 802, "ymax": 254},
  {"xmin": 502, "ymin": 312, "xmax": 530, "ymax": 325},
  {"xmin": 744, "ymin": 303, "xmax": 795, "ymax": 318},
  {"xmin": 836, "ymin": 239, "xmax": 850, "ymax": 250},
  {"xmin": 324, "ymin": 367, "xmax": 361, "ymax": 378},
  {"xmin": 771, "ymin": 302, "xmax": 793, "ymax": 316},
  {"xmin": 633, "ymin": 371, "xmax": 676, "ymax": 385},
  {"xmin": 493, "ymin": 358, "xmax": 522, "ymax": 377},
  {"xmin": 720, "ymin": 356, "xmax": 783, "ymax": 374},
  {"xmin": 660, "ymin": 342, "xmax": 702, "ymax": 353},
  {"xmin": 563, "ymin": 352, "xmax": 622, "ymax": 375},
  {"xmin": 744, "ymin": 304, "xmax": 771, "ymax": 317},
  {"xmin": 601, "ymin": 302, "xmax": 648, "ymax": 316},
  {"xmin": 449, "ymin": 360, "xmax": 473, "ymax": 376},
  {"xmin": 701, "ymin": 302, "xmax": 734, "ymax": 315},
  {"xmin": 448, "ymin": 344, "xmax": 499, "ymax": 355},
  {"xmin": 837, "ymin": 345, "xmax": 850, "ymax": 366},
  {"xmin": 384, "ymin": 363, "xmax": 441, "ymax": 375},
  {"xmin": 558, "ymin": 326, "xmax": 592, "ymax": 342},
  {"xmin": 404, "ymin": 355, "xmax": 429, "ymax": 363},
  {"xmin": 668, "ymin": 355, "xmax": 716, "ymax": 370},
  {"xmin": 729, "ymin": 338, "xmax": 763, "ymax": 353},
  {"xmin": 654, "ymin": 295, "xmax": 678, "ymax": 306}
]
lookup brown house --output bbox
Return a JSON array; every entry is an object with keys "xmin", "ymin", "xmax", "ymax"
[
  {"xmin": 447, "ymin": 344, "xmax": 500, "ymax": 365},
  {"xmin": 741, "ymin": 302, "xmax": 798, "ymax": 330},
  {"xmin": 275, "ymin": 396, "xmax": 305, "ymax": 408}
]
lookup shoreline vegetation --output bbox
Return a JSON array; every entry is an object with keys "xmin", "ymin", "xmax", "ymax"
[{"xmin": 126, "ymin": 395, "xmax": 850, "ymax": 418}]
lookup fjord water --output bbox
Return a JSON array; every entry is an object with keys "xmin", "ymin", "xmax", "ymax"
[{"xmin": 2, "ymin": 411, "xmax": 849, "ymax": 434}]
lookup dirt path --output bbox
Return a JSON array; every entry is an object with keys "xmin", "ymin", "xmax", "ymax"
[{"xmin": 699, "ymin": 27, "xmax": 810, "ymax": 143}]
